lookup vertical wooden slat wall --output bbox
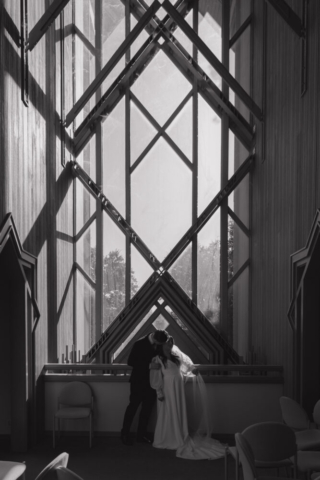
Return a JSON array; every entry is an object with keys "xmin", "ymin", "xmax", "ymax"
[
  {"xmin": 252, "ymin": 0, "xmax": 320, "ymax": 395},
  {"xmin": 0, "ymin": 0, "xmax": 74, "ymax": 378}
]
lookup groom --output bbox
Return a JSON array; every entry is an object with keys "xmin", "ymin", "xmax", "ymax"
[{"xmin": 121, "ymin": 329, "xmax": 169, "ymax": 445}]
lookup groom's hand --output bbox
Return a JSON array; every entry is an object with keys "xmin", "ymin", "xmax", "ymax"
[{"xmin": 150, "ymin": 362, "xmax": 161, "ymax": 370}]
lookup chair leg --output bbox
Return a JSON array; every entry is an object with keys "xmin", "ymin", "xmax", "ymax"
[
  {"xmin": 224, "ymin": 446, "xmax": 228, "ymax": 480},
  {"xmin": 236, "ymin": 450, "xmax": 239, "ymax": 480},
  {"xmin": 53, "ymin": 416, "xmax": 55, "ymax": 448},
  {"xmin": 89, "ymin": 414, "xmax": 92, "ymax": 448}
]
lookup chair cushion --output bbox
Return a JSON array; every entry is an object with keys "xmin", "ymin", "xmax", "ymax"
[
  {"xmin": 0, "ymin": 461, "xmax": 26, "ymax": 480},
  {"xmin": 297, "ymin": 451, "xmax": 320, "ymax": 472},
  {"xmin": 55, "ymin": 407, "xmax": 91, "ymax": 419},
  {"xmin": 296, "ymin": 430, "xmax": 320, "ymax": 450}
]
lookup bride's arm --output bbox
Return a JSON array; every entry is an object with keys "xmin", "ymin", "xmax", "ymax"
[
  {"xmin": 150, "ymin": 356, "xmax": 164, "ymax": 401},
  {"xmin": 173, "ymin": 345, "xmax": 197, "ymax": 377}
]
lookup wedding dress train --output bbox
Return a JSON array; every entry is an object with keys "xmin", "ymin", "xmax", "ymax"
[{"xmin": 150, "ymin": 346, "xmax": 226, "ymax": 460}]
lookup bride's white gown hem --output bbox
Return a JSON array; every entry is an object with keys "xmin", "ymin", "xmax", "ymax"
[{"xmin": 150, "ymin": 350, "xmax": 226, "ymax": 460}]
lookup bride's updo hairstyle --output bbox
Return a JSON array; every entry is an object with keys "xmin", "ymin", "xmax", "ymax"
[
  {"xmin": 153, "ymin": 329, "xmax": 170, "ymax": 344},
  {"xmin": 157, "ymin": 336, "xmax": 180, "ymax": 368}
]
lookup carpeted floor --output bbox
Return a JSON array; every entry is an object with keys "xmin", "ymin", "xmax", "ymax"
[{"xmin": 1, "ymin": 435, "xmax": 235, "ymax": 480}]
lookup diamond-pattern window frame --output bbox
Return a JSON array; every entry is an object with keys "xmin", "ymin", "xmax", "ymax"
[{"xmin": 67, "ymin": 0, "xmax": 254, "ymax": 361}]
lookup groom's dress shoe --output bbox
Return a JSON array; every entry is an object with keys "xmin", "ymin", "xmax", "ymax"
[
  {"xmin": 137, "ymin": 435, "xmax": 152, "ymax": 444},
  {"xmin": 121, "ymin": 434, "xmax": 134, "ymax": 446}
]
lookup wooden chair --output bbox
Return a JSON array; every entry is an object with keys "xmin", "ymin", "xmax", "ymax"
[
  {"xmin": 240, "ymin": 421, "xmax": 320, "ymax": 479},
  {"xmin": 35, "ymin": 453, "xmax": 69, "ymax": 480},
  {"xmin": 280, "ymin": 396, "xmax": 320, "ymax": 451},
  {"xmin": 0, "ymin": 461, "xmax": 26, "ymax": 480},
  {"xmin": 225, "ymin": 422, "xmax": 297, "ymax": 480},
  {"xmin": 53, "ymin": 382, "xmax": 93, "ymax": 448},
  {"xmin": 235, "ymin": 432, "xmax": 291, "ymax": 480}
]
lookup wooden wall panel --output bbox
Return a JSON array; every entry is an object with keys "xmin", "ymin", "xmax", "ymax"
[
  {"xmin": 251, "ymin": 0, "xmax": 320, "ymax": 395},
  {"xmin": 0, "ymin": 0, "xmax": 74, "ymax": 378}
]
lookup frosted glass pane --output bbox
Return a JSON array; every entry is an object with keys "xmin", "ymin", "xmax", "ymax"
[
  {"xmin": 230, "ymin": 48, "xmax": 236, "ymax": 108},
  {"xmin": 73, "ymin": 1, "xmax": 126, "ymax": 125},
  {"xmin": 112, "ymin": 305, "xmax": 157, "ymax": 361},
  {"xmin": 77, "ymin": 134, "xmax": 96, "ymax": 182},
  {"xmin": 198, "ymin": 2, "xmax": 222, "ymax": 88},
  {"xmin": 103, "ymin": 98, "xmax": 126, "ymax": 217},
  {"xmin": 169, "ymin": 243, "xmax": 192, "ymax": 299},
  {"xmin": 230, "ymin": 0, "xmax": 251, "ymax": 40},
  {"xmin": 74, "ymin": 0, "xmax": 96, "ymax": 107},
  {"xmin": 165, "ymin": 305, "xmax": 210, "ymax": 360},
  {"xmin": 102, "ymin": 1, "xmax": 125, "ymax": 51},
  {"xmin": 229, "ymin": 267, "xmax": 249, "ymax": 359},
  {"xmin": 74, "ymin": 37, "xmax": 96, "ymax": 130},
  {"xmin": 131, "ymin": 49, "xmax": 192, "ymax": 126},
  {"xmin": 131, "ymin": 102, "xmax": 158, "ymax": 165},
  {"xmin": 76, "ymin": 221, "xmax": 96, "ymax": 281},
  {"xmin": 197, "ymin": 210, "xmax": 220, "ymax": 327},
  {"xmin": 156, "ymin": 7, "xmax": 168, "ymax": 20},
  {"xmin": 198, "ymin": 95, "xmax": 221, "ymax": 215},
  {"xmin": 131, "ymin": 244, "xmax": 154, "ymax": 296},
  {"xmin": 101, "ymin": 57, "xmax": 126, "ymax": 97},
  {"xmin": 230, "ymin": 27, "xmax": 251, "ymax": 96},
  {"xmin": 229, "ymin": 2, "xmax": 251, "ymax": 118},
  {"xmin": 233, "ymin": 130, "xmax": 250, "ymax": 175},
  {"xmin": 103, "ymin": 213, "xmax": 126, "ymax": 330},
  {"xmin": 132, "ymin": 138, "xmax": 192, "ymax": 261},
  {"xmin": 229, "ymin": 131, "xmax": 235, "ymax": 180},
  {"xmin": 174, "ymin": 11, "xmax": 193, "ymax": 56},
  {"xmin": 130, "ymin": 15, "xmax": 149, "ymax": 59},
  {"xmin": 166, "ymin": 97, "xmax": 192, "ymax": 161},
  {"xmin": 75, "ymin": 181, "xmax": 96, "ymax": 235},
  {"xmin": 76, "ymin": 270, "xmax": 96, "ymax": 353},
  {"xmin": 153, "ymin": 314, "xmax": 169, "ymax": 330},
  {"xmin": 228, "ymin": 174, "xmax": 250, "ymax": 229},
  {"xmin": 228, "ymin": 128, "xmax": 249, "ymax": 206},
  {"xmin": 230, "ymin": 215, "xmax": 249, "ymax": 278}
]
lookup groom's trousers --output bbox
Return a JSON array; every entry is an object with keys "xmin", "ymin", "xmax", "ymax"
[{"xmin": 122, "ymin": 383, "xmax": 156, "ymax": 436}]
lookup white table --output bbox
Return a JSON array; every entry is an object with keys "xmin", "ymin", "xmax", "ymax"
[{"xmin": 0, "ymin": 461, "xmax": 26, "ymax": 480}]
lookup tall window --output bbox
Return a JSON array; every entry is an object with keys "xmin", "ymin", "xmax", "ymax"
[{"xmin": 64, "ymin": 0, "xmax": 253, "ymax": 363}]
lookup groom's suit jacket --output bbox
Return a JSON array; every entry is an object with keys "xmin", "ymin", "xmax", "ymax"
[{"xmin": 127, "ymin": 334, "xmax": 156, "ymax": 388}]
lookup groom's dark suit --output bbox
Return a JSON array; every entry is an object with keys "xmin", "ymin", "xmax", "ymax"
[{"xmin": 122, "ymin": 334, "xmax": 157, "ymax": 440}]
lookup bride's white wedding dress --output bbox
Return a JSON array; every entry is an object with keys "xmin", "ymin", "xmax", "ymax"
[{"xmin": 150, "ymin": 346, "xmax": 226, "ymax": 460}]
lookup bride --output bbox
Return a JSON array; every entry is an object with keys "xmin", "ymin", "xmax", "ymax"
[{"xmin": 150, "ymin": 336, "xmax": 226, "ymax": 460}]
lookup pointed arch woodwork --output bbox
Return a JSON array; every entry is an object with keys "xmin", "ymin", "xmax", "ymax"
[
  {"xmin": 0, "ymin": 213, "xmax": 39, "ymax": 451},
  {"xmin": 288, "ymin": 209, "xmax": 320, "ymax": 413}
]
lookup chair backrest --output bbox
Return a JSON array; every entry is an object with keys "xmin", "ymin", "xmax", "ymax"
[
  {"xmin": 242, "ymin": 421, "xmax": 297, "ymax": 462},
  {"xmin": 235, "ymin": 433, "xmax": 257, "ymax": 480},
  {"xmin": 280, "ymin": 396, "xmax": 310, "ymax": 430},
  {"xmin": 55, "ymin": 467, "xmax": 84, "ymax": 480},
  {"xmin": 35, "ymin": 453, "xmax": 69, "ymax": 480},
  {"xmin": 313, "ymin": 399, "xmax": 320, "ymax": 426},
  {"xmin": 59, "ymin": 382, "xmax": 92, "ymax": 407}
]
